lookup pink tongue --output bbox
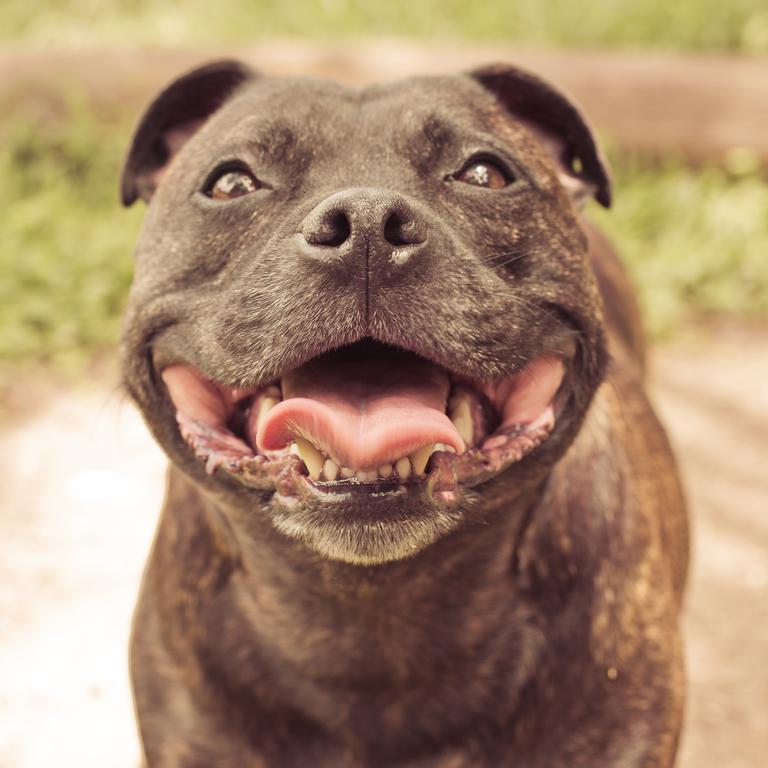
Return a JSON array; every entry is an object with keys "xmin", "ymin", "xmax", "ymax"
[
  {"xmin": 482, "ymin": 354, "xmax": 565, "ymax": 427},
  {"xmin": 257, "ymin": 349, "xmax": 465, "ymax": 469}
]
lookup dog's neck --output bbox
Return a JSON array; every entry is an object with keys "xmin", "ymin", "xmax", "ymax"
[{"xmin": 164, "ymin": 468, "xmax": 544, "ymax": 683}]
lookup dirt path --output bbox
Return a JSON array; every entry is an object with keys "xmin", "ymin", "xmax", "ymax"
[
  {"xmin": 0, "ymin": 323, "xmax": 766, "ymax": 767},
  {"xmin": 651, "ymin": 323, "xmax": 768, "ymax": 768}
]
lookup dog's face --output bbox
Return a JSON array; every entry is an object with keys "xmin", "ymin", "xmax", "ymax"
[{"xmin": 121, "ymin": 61, "xmax": 610, "ymax": 564}]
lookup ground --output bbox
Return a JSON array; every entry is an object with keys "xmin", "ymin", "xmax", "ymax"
[{"xmin": 0, "ymin": 321, "xmax": 766, "ymax": 767}]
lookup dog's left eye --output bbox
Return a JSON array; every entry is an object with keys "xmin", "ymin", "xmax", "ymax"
[
  {"xmin": 454, "ymin": 160, "xmax": 512, "ymax": 189},
  {"xmin": 205, "ymin": 169, "xmax": 261, "ymax": 200}
]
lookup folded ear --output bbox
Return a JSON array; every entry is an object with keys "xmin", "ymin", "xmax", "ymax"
[
  {"xmin": 469, "ymin": 63, "xmax": 611, "ymax": 208},
  {"xmin": 120, "ymin": 59, "xmax": 257, "ymax": 206}
]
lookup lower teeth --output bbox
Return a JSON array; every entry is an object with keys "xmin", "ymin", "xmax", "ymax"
[
  {"xmin": 289, "ymin": 441, "xmax": 433, "ymax": 483},
  {"xmin": 293, "ymin": 437, "xmax": 324, "ymax": 480},
  {"xmin": 322, "ymin": 458, "xmax": 339, "ymax": 481},
  {"xmin": 394, "ymin": 456, "xmax": 411, "ymax": 480}
]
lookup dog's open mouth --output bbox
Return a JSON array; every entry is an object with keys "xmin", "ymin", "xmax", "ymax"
[{"xmin": 161, "ymin": 340, "xmax": 571, "ymax": 503}]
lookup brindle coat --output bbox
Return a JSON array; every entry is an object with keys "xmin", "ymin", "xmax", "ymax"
[{"xmin": 120, "ymin": 61, "xmax": 688, "ymax": 767}]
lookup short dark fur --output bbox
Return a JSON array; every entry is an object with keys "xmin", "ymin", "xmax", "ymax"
[{"xmin": 121, "ymin": 61, "xmax": 688, "ymax": 767}]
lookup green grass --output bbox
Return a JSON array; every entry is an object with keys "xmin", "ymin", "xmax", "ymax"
[
  {"xmin": 1, "ymin": 104, "xmax": 766, "ymax": 386},
  {"xmin": 2, "ymin": 0, "xmax": 768, "ymax": 53},
  {"xmin": 591, "ymin": 153, "xmax": 768, "ymax": 337},
  {"xmin": 0, "ymin": 103, "xmax": 143, "ymax": 382}
]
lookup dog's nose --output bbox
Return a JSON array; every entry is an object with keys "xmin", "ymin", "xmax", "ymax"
[{"xmin": 298, "ymin": 188, "xmax": 427, "ymax": 276}]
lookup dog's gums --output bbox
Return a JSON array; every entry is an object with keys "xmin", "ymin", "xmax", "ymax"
[{"xmin": 161, "ymin": 340, "xmax": 569, "ymax": 503}]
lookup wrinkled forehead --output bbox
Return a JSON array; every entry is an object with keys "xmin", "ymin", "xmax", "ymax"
[{"xmin": 208, "ymin": 74, "xmax": 500, "ymax": 160}]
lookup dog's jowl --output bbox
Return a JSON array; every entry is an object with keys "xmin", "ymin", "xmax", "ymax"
[{"xmin": 120, "ymin": 60, "xmax": 688, "ymax": 767}]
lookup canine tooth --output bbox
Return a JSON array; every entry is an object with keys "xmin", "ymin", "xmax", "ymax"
[
  {"xmin": 290, "ymin": 442, "xmax": 300, "ymax": 456},
  {"xmin": 340, "ymin": 467, "xmax": 355, "ymax": 479},
  {"xmin": 322, "ymin": 459, "xmax": 339, "ymax": 482},
  {"xmin": 258, "ymin": 396, "xmax": 280, "ymax": 421},
  {"xmin": 410, "ymin": 444, "xmax": 435, "ymax": 476},
  {"xmin": 294, "ymin": 437, "xmax": 324, "ymax": 479},
  {"xmin": 395, "ymin": 456, "xmax": 411, "ymax": 480},
  {"xmin": 356, "ymin": 469, "xmax": 377, "ymax": 482},
  {"xmin": 453, "ymin": 417, "xmax": 473, "ymax": 448},
  {"xmin": 450, "ymin": 396, "xmax": 473, "ymax": 447},
  {"xmin": 448, "ymin": 391, "xmax": 469, "ymax": 412},
  {"xmin": 378, "ymin": 463, "xmax": 394, "ymax": 478}
]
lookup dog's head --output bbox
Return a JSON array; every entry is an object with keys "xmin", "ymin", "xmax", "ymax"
[{"xmin": 121, "ymin": 60, "xmax": 610, "ymax": 564}]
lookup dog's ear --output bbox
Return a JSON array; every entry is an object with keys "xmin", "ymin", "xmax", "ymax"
[
  {"xmin": 120, "ymin": 59, "xmax": 257, "ymax": 206},
  {"xmin": 469, "ymin": 63, "xmax": 611, "ymax": 208}
]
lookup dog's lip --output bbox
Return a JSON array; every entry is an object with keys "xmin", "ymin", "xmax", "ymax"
[{"xmin": 157, "ymin": 339, "xmax": 574, "ymax": 502}]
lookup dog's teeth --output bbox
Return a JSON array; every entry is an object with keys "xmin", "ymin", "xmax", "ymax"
[
  {"xmin": 340, "ymin": 466, "xmax": 355, "ymax": 479},
  {"xmin": 294, "ymin": 437, "xmax": 324, "ymax": 480},
  {"xmin": 449, "ymin": 395, "xmax": 473, "ymax": 448},
  {"xmin": 435, "ymin": 442, "xmax": 456, "ymax": 454},
  {"xmin": 378, "ymin": 463, "xmax": 394, "ymax": 479},
  {"xmin": 258, "ymin": 396, "xmax": 280, "ymax": 421},
  {"xmin": 395, "ymin": 456, "xmax": 411, "ymax": 480},
  {"xmin": 356, "ymin": 469, "xmax": 377, "ymax": 482},
  {"xmin": 410, "ymin": 444, "xmax": 435, "ymax": 476},
  {"xmin": 322, "ymin": 459, "xmax": 339, "ymax": 482},
  {"xmin": 290, "ymin": 442, "xmax": 301, "ymax": 456}
]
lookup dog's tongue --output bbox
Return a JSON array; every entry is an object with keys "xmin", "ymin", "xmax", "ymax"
[{"xmin": 257, "ymin": 346, "xmax": 464, "ymax": 469}]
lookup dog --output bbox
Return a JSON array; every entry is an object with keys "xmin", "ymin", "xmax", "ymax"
[{"xmin": 120, "ymin": 59, "xmax": 689, "ymax": 767}]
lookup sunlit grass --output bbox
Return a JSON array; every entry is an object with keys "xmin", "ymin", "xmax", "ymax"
[
  {"xmin": 0, "ymin": 104, "xmax": 142, "ymax": 381},
  {"xmin": 2, "ymin": 0, "xmax": 768, "ymax": 53},
  {"xmin": 591, "ymin": 153, "xmax": 768, "ymax": 337}
]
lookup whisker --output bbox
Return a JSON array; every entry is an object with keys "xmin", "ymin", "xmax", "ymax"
[
  {"xmin": 504, "ymin": 293, "xmax": 557, "ymax": 323},
  {"xmin": 488, "ymin": 247, "xmax": 533, "ymax": 270}
]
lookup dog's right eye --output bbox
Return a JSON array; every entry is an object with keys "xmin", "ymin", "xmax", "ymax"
[
  {"xmin": 453, "ymin": 159, "xmax": 512, "ymax": 189},
  {"xmin": 205, "ymin": 168, "xmax": 261, "ymax": 200}
]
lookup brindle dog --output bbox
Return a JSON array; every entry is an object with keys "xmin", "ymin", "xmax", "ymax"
[{"xmin": 120, "ymin": 60, "xmax": 688, "ymax": 767}]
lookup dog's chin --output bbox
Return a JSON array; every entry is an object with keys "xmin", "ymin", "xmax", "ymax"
[
  {"xmin": 266, "ymin": 485, "xmax": 469, "ymax": 565},
  {"xmin": 153, "ymin": 338, "xmax": 578, "ymax": 563}
]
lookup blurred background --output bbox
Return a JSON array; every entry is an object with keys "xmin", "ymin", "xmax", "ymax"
[{"xmin": 1, "ymin": 2, "xmax": 766, "ymax": 767}]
